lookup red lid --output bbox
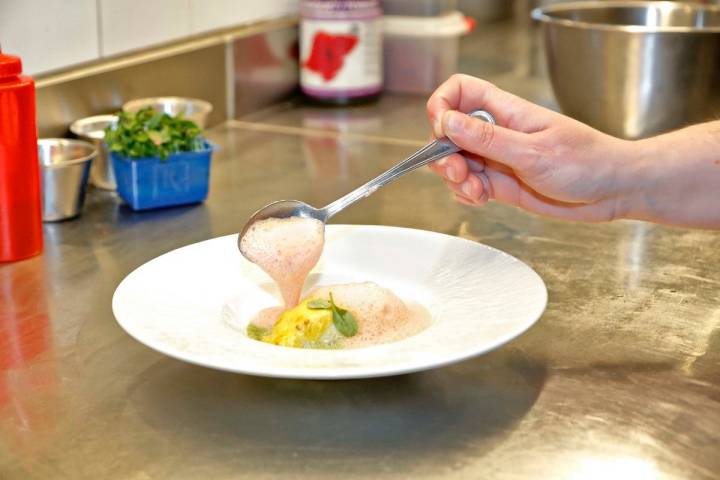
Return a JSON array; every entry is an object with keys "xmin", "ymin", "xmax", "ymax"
[{"xmin": 0, "ymin": 53, "xmax": 22, "ymax": 78}]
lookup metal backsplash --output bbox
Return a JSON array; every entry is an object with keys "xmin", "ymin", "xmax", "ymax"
[{"xmin": 35, "ymin": 18, "xmax": 299, "ymax": 138}]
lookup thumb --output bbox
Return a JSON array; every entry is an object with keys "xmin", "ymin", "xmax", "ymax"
[{"xmin": 442, "ymin": 110, "xmax": 535, "ymax": 172}]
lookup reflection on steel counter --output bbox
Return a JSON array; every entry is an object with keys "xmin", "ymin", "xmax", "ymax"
[{"xmin": 0, "ymin": 260, "xmax": 60, "ymax": 459}]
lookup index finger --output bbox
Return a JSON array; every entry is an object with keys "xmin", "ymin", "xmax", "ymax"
[{"xmin": 426, "ymin": 74, "xmax": 553, "ymax": 136}]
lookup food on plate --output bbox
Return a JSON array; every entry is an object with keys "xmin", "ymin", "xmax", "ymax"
[
  {"xmin": 247, "ymin": 282, "xmax": 429, "ymax": 349},
  {"xmin": 240, "ymin": 217, "xmax": 429, "ymax": 349}
]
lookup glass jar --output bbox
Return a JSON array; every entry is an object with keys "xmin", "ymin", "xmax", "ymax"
[{"xmin": 300, "ymin": 0, "xmax": 383, "ymax": 104}]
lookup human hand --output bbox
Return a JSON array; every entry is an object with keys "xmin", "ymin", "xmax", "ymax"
[{"xmin": 426, "ymin": 74, "xmax": 636, "ymax": 222}]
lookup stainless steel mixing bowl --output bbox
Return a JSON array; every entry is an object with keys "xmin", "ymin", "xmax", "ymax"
[
  {"xmin": 38, "ymin": 139, "xmax": 96, "ymax": 222},
  {"xmin": 532, "ymin": 1, "xmax": 720, "ymax": 139}
]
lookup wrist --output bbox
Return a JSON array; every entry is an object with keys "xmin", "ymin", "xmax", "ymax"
[
  {"xmin": 616, "ymin": 122, "xmax": 720, "ymax": 228},
  {"xmin": 608, "ymin": 137, "xmax": 653, "ymax": 222}
]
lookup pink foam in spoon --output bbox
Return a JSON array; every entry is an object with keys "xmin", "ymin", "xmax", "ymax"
[{"xmin": 240, "ymin": 217, "xmax": 325, "ymax": 308}]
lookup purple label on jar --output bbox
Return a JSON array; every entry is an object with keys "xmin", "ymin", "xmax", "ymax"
[{"xmin": 301, "ymin": 84, "xmax": 382, "ymax": 99}]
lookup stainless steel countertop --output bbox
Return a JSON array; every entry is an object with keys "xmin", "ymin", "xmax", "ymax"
[{"xmin": 2, "ymin": 22, "xmax": 720, "ymax": 480}]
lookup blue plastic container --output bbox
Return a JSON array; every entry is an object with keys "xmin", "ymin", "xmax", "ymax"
[{"xmin": 111, "ymin": 143, "xmax": 212, "ymax": 211}]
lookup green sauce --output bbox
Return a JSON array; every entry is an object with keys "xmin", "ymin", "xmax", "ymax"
[{"xmin": 246, "ymin": 324, "xmax": 269, "ymax": 341}]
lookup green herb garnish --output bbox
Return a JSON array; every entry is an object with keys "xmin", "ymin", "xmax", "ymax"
[
  {"xmin": 246, "ymin": 324, "xmax": 269, "ymax": 341},
  {"xmin": 304, "ymin": 294, "xmax": 358, "ymax": 337},
  {"xmin": 329, "ymin": 292, "xmax": 358, "ymax": 337},
  {"xmin": 104, "ymin": 107, "xmax": 205, "ymax": 160},
  {"xmin": 307, "ymin": 298, "xmax": 332, "ymax": 309}
]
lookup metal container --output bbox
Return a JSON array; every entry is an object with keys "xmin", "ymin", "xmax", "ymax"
[
  {"xmin": 70, "ymin": 114, "xmax": 118, "ymax": 190},
  {"xmin": 383, "ymin": 11, "xmax": 472, "ymax": 93},
  {"xmin": 122, "ymin": 97, "xmax": 213, "ymax": 128},
  {"xmin": 38, "ymin": 139, "xmax": 96, "ymax": 222},
  {"xmin": 382, "ymin": 0, "xmax": 510, "ymax": 22},
  {"xmin": 532, "ymin": 1, "xmax": 720, "ymax": 139}
]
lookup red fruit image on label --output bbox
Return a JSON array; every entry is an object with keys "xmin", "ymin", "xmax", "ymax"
[{"xmin": 303, "ymin": 31, "xmax": 359, "ymax": 82}]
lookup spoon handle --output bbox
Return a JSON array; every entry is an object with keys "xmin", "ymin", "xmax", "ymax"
[{"xmin": 322, "ymin": 109, "xmax": 496, "ymax": 220}]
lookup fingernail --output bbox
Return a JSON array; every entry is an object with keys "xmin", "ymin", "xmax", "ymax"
[
  {"xmin": 476, "ymin": 176, "xmax": 485, "ymax": 196},
  {"xmin": 462, "ymin": 181, "xmax": 475, "ymax": 198},
  {"xmin": 444, "ymin": 111, "xmax": 463, "ymax": 135},
  {"xmin": 437, "ymin": 157, "xmax": 447, "ymax": 166},
  {"xmin": 448, "ymin": 166, "xmax": 461, "ymax": 183},
  {"xmin": 476, "ymin": 173, "xmax": 491, "ymax": 201},
  {"xmin": 432, "ymin": 117, "xmax": 443, "ymax": 138},
  {"xmin": 468, "ymin": 160, "xmax": 484, "ymax": 173}
]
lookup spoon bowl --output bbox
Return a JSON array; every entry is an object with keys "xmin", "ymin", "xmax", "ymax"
[{"xmin": 238, "ymin": 199, "xmax": 325, "ymax": 250}]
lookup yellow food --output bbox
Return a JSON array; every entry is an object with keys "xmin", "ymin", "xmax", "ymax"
[
  {"xmin": 247, "ymin": 282, "xmax": 430, "ymax": 349},
  {"xmin": 261, "ymin": 298, "xmax": 335, "ymax": 348}
]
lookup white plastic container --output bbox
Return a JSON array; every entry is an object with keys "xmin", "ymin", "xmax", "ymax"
[
  {"xmin": 381, "ymin": 0, "xmax": 457, "ymax": 16},
  {"xmin": 382, "ymin": 11, "xmax": 472, "ymax": 94}
]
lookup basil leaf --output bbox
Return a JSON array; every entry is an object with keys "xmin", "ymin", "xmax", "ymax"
[
  {"xmin": 307, "ymin": 298, "xmax": 332, "ymax": 309},
  {"xmin": 327, "ymin": 291, "xmax": 358, "ymax": 337},
  {"xmin": 147, "ymin": 130, "xmax": 164, "ymax": 145},
  {"xmin": 146, "ymin": 113, "xmax": 162, "ymax": 129},
  {"xmin": 332, "ymin": 308, "xmax": 358, "ymax": 337},
  {"xmin": 103, "ymin": 106, "xmax": 204, "ymax": 160}
]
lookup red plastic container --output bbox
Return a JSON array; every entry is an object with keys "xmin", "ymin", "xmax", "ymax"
[{"xmin": 0, "ymin": 52, "xmax": 43, "ymax": 262}]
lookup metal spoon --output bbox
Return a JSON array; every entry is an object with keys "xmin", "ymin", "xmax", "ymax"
[{"xmin": 238, "ymin": 109, "xmax": 496, "ymax": 251}]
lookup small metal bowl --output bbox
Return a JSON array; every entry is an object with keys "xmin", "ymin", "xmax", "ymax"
[
  {"xmin": 122, "ymin": 97, "xmax": 213, "ymax": 128},
  {"xmin": 38, "ymin": 139, "xmax": 97, "ymax": 222},
  {"xmin": 70, "ymin": 114, "xmax": 118, "ymax": 190}
]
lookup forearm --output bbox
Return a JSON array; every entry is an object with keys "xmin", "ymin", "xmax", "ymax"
[{"xmin": 620, "ymin": 121, "xmax": 720, "ymax": 229}]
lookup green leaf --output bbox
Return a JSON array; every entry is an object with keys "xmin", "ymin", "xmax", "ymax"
[
  {"xmin": 103, "ymin": 106, "xmax": 205, "ymax": 160},
  {"xmin": 146, "ymin": 112, "xmax": 162, "ymax": 129},
  {"xmin": 332, "ymin": 308, "xmax": 358, "ymax": 337},
  {"xmin": 246, "ymin": 324, "xmax": 269, "ymax": 341},
  {"xmin": 329, "ymin": 292, "xmax": 358, "ymax": 337},
  {"xmin": 307, "ymin": 298, "xmax": 332, "ymax": 309},
  {"xmin": 147, "ymin": 130, "xmax": 164, "ymax": 145},
  {"xmin": 159, "ymin": 125, "xmax": 171, "ymax": 142}
]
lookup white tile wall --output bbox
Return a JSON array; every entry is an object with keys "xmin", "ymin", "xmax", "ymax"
[
  {"xmin": 98, "ymin": 0, "xmax": 192, "ymax": 56},
  {"xmin": 0, "ymin": 0, "xmax": 100, "ymax": 75},
  {"xmin": 0, "ymin": 0, "xmax": 298, "ymax": 75},
  {"xmin": 189, "ymin": 0, "xmax": 299, "ymax": 34}
]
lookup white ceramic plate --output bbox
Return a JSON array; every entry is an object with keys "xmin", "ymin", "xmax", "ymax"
[{"xmin": 113, "ymin": 225, "xmax": 547, "ymax": 379}]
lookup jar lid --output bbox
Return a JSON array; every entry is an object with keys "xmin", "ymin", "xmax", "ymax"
[
  {"xmin": 383, "ymin": 11, "xmax": 471, "ymax": 37},
  {"xmin": 0, "ymin": 53, "xmax": 22, "ymax": 78},
  {"xmin": 301, "ymin": 0, "xmax": 381, "ymax": 19}
]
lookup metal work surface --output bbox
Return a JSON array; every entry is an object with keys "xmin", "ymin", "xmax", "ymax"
[
  {"xmin": 2, "ymin": 105, "xmax": 720, "ymax": 479},
  {"xmin": 2, "ymin": 25, "xmax": 720, "ymax": 480}
]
